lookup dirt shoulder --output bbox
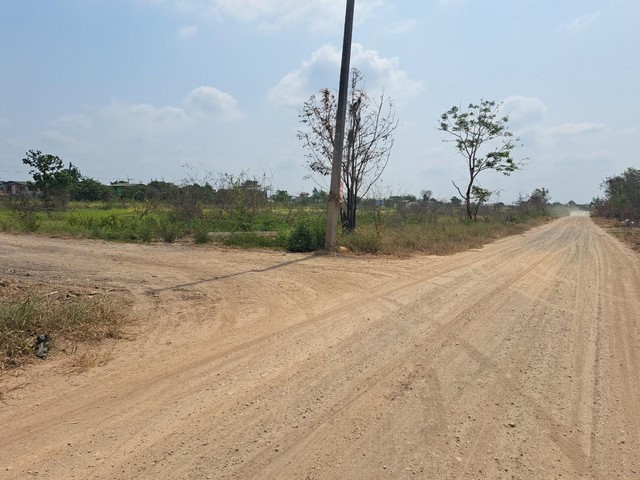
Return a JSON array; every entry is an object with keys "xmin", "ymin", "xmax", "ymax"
[
  {"xmin": 592, "ymin": 216, "xmax": 640, "ymax": 252},
  {"xmin": 1, "ymin": 217, "xmax": 639, "ymax": 479}
]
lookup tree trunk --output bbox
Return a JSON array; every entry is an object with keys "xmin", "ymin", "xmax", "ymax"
[
  {"xmin": 465, "ymin": 184, "xmax": 473, "ymax": 220},
  {"xmin": 341, "ymin": 190, "xmax": 357, "ymax": 232}
]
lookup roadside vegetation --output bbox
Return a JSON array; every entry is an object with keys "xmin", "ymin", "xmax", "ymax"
[
  {"xmin": 0, "ymin": 284, "xmax": 129, "ymax": 370},
  {"xmin": 591, "ymin": 167, "xmax": 640, "ymax": 222},
  {"xmin": 591, "ymin": 167, "xmax": 640, "ymax": 251},
  {"xmin": 1, "ymin": 76, "xmax": 570, "ymax": 255},
  {"xmin": 0, "ymin": 179, "xmax": 561, "ymax": 255}
]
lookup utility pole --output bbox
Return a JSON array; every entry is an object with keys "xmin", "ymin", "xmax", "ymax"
[{"xmin": 325, "ymin": 0, "xmax": 355, "ymax": 251}]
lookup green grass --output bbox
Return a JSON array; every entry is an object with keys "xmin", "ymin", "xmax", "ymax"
[{"xmin": 0, "ymin": 200, "xmax": 554, "ymax": 254}]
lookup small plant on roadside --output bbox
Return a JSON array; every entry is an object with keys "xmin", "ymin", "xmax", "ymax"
[
  {"xmin": 4, "ymin": 196, "xmax": 41, "ymax": 232},
  {"xmin": 156, "ymin": 215, "xmax": 182, "ymax": 243},
  {"xmin": 193, "ymin": 223, "xmax": 211, "ymax": 245},
  {"xmin": 287, "ymin": 215, "xmax": 325, "ymax": 252},
  {"xmin": 138, "ymin": 216, "xmax": 157, "ymax": 242}
]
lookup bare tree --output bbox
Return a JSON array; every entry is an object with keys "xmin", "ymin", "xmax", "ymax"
[
  {"xmin": 438, "ymin": 100, "xmax": 522, "ymax": 220},
  {"xmin": 298, "ymin": 69, "xmax": 397, "ymax": 232}
]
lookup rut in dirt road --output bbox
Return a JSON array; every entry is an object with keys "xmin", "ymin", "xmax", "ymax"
[{"xmin": 1, "ymin": 216, "xmax": 639, "ymax": 480}]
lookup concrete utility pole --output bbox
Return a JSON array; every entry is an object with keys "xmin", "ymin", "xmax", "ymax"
[{"xmin": 325, "ymin": 0, "xmax": 355, "ymax": 251}]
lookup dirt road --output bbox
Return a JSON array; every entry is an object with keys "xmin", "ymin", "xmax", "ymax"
[{"xmin": 1, "ymin": 216, "xmax": 639, "ymax": 479}]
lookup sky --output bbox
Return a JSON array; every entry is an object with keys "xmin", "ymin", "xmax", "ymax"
[{"xmin": 1, "ymin": 0, "xmax": 638, "ymax": 204}]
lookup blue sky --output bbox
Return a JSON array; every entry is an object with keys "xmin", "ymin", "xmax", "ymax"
[{"xmin": 1, "ymin": 0, "xmax": 638, "ymax": 203}]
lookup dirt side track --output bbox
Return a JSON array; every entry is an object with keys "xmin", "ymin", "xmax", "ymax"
[{"xmin": 1, "ymin": 216, "xmax": 639, "ymax": 479}]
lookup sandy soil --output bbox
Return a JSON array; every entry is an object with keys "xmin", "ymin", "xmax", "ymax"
[{"xmin": 1, "ymin": 216, "xmax": 639, "ymax": 479}]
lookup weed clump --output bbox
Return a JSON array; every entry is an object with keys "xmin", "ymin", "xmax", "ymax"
[
  {"xmin": 0, "ymin": 289, "xmax": 128, "ymax": 369},
  {"xmin": 287, "ymin": 215, "xmax": 325, "ymax": 252}
]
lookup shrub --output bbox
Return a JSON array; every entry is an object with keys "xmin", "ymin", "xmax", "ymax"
[
  {"xmin": 193, "ymin": 223, "xmax": 211, "ymax": 245},
  {"xmin": 287, "ymin": 215, "xmax": 325, "ymax": 252},
  {"xmin": 138, "ymin": 216, "xmax": 157, "ymax": 242},
  {"xmin": 157, "ymin": 218, "xmax": 180, "ymax": 243},
  {"xmin": 4, "ymin": 196, "xmax": 41, "ymax": 232}
]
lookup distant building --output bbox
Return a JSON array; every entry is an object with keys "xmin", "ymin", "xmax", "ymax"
[{"xmin": 0, "ymin": 181, "xmax": 32, "ymax": 196}]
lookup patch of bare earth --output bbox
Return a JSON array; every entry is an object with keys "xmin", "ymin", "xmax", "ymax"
[{"xmin": 1, "ymin": 216, "xmax": 639, "ymax": 479}]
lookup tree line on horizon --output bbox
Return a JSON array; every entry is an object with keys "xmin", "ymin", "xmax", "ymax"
[{"xmin": 5, "ymin": 68, "xmax": 583, "ymax": 238}]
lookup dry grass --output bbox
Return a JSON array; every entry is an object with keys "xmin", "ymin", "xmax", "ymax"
[
  {"xmin": 592, "ymin": 217, "xmax": 640, "ymax": 251},
  {"xmin": 0, "ymin": 287, "xmax": 129, "ymax": 370},
  {"xmin": 66, "ymin": 349, "xmax": 115, "ymax": 374},
  {"xmin": 339, "ymin": 217, "xmax": 550, "ymax": 255}
]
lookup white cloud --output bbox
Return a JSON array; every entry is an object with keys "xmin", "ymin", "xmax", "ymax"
[
  {"xmin": 55, "ymin": 114, "xmax": 93, "ymax": 130},
  {"xmin": 501, "ymin": 96, "xmax": 548, "ymax": 126},
  {"xmin": 178, "ymin": 25, "xmax": 199, "ymax": 38},
  {"xmin": 559, "ymin": 12, "xmax": 601, "ymax": 34},
  {"xmin": 142, "ymin": 0, "xmax": 387, "ymax": 33},
  {"xmin": 268, "ymin": 43, "xmax": 423, "ymax": 108},
  {"xmin": 40, "ymin": 129, "xmax": 78, "ymax": 147},
  {"xmin": 0, "ymin": 118, "xmax": 10, "ymax": 127},
  {"xmin": 521, "ymin": 122, "xmax": 608, "ymax": 160},
  {"xmin": 185, "ymin": 86, "xmax": 242, "ymax": 120},
  {"xmin": 217, "ymin": 0, "xmax": 386, "ymax": 31},
  {"xmin": 100, "ymin": 102, "xmax": 191, "ymax": 140},
  {"xmin": 39, "ymin": 85, "xmax": 241, "ymax": 151},
  {"xmin": 384, "ymin": 19, "xmax": 417, "ymax": 35}
]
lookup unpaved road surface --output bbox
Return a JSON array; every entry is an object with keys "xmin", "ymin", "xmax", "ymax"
[{"xmin": 1, "ymin": 216, "xmax": 640, "ymax": 479}]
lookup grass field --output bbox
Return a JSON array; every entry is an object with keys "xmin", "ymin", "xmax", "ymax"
[{"xmin": 0, "ymin": 199, "xmax": 556, "ymax": 254}]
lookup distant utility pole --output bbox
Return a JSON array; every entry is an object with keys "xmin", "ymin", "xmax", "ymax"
[{"xmin": 325, "ymin": 0, "xmax": 355, "ymax": 251}]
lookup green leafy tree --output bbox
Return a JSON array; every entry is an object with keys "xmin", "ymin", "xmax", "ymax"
[
  {"xmin": 146, "ymin": 180, "xmax": 179, "ymax": 202},
  {"xmin": 22, "ymin": 150, "xmax": 80, "ymax": 207},
  {"xmin": 272, "ymin": 190, "xmax": 291, "ymax": 203},
  {"xmin": 599, "ymin": 167, "xmax": 640, "ymax": 219},
  {"xmin": 470, "ymin": 186, "xmax": 492, "ymax": 220},
  {"xmin": 527, "ymin": 187, "xmax": 550, "ymax": 210},
  {"xmin": 71, "ymin": 178, "xmax": 113, "ymax": 201},
  {"xmin": 311, "ymin": 187, "xmax": 328, "ymax": 204},
  {"xmin": 439, "ymin": 100, "xmax": 522, "ymax": 220}
]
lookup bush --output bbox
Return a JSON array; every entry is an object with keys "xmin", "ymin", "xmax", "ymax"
[
  {"xmin": 287, "ymin": 215, "xmax": 325, "ymax": 252},
  {"xmin": 4, "ymin": 196, "xmax": 41, "ymax": 232},
  {"xmin": 138, "ymin": 216, "xmax": 157, "ymax": 242},
  {"xmin": 157, "ymin": 217, "xmax": 181, "ymax": 243},
  {"xmin": 193, "ymin": 223, "xmax": 211, "ymax": 245}
]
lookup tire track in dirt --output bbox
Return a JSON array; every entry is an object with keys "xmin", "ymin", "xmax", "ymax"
[
  {"xmin": 1, "ymin": 217, "xmax": 640, "ymax": 479},
  {"xmin": 589, "ymin": 223, "xmax": 640, "ymax": 478},
  {"xmin": 1, "ymin": 224, "xmax": 560, "ymax": 478},
  {"xmin": 225, "ymin": 225, "xmax": 579, "ymax": 479},
  {"xmin": 0, "ymin": 221, "xmax": 579, "ymax": 479}
]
